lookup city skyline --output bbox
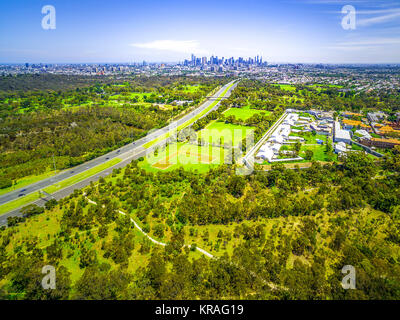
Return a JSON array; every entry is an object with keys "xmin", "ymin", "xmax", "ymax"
[{"xmin": 1, "ymin": 0, "xmax": 400, "ymax": 63}]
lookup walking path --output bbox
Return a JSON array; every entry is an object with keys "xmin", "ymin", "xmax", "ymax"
[
  {"xmin": 85, "ymin": 196, "xmax": 284, "ymax": 291},
  {"xmin": 85, "ymin": 197, "xmax": 214, "ymax": 258}
]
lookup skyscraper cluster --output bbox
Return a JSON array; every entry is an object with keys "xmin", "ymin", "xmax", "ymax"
[{"xmin": 183, "ymin": 54, "xmax": 267, "ymax": 67}]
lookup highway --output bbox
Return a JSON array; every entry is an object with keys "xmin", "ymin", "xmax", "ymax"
[{"xmin": 0, "ymin": 79, "xmax": 239, "ymax": 225}]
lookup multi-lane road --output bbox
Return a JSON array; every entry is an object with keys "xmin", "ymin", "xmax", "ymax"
[{"xmin": 0, "ymin": 80, "xmax": 239, "ymax": 226}]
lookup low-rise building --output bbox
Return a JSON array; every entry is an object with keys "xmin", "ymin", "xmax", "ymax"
[
  {"xmin": 342, "ymin": 112, "xmax": 362, "ymax": 119},
  {"xmin": 378, "ymin": 126, "xmax": 396, "ymax": 135},
  {"xmin": 334, "ymin": 121, "xmax": 352, "ymax": 144},
  {"xmin": 334, "ymin": 142, "xmax": 347, "ymax": 154},
  {"xmin": 342, "ymin": 119, "xmax": 372, "ymax": 132},
  {"xmin": 367, "ymin": 112, "xmax": 386, "ymax": 123},
  {"xmin": 306, "ymin": 110, "xmax": 333, "ymax": 121},
  {"xmin": 360, "ymin": 137, "xmax": 400, "ymax": 149},
  {"xmin": 354, "ymin": 129, "xmax": 371, "ymax": 140}
]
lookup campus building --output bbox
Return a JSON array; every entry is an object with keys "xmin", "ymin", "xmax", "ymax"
[
  {"xmin": 342, "ymin": 112, "xmax": 362, "ymax": 119},
  {"xmin": 342, "ymin": 119, "xmax": 372, "ymax": 132},
  {"xmin": 360, "ymin": 137, "xmax": 400, "ymax": 149},
  {"xmin": 334, "ymin": 121, "xmax": 351, "ymax": 144},
  {"xmin": 367, "ymin": 112, "xmax": 386, "ymax": 123}
]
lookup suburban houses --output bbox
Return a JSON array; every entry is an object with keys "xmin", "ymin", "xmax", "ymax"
[{"xmin": 255, "ymin": 108, "xmax": 400, "ymax": 165}]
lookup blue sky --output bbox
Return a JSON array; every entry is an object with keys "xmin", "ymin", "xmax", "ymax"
[{"xmin": 0, "ymin": 0, "xmax": 399, "ymax": 63}]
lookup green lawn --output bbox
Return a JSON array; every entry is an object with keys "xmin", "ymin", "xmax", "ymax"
[
  {"xmin": 139, "ymin": 142, "xmax": 229, "ymax": 173},
  {"xmin": 299, "ymin": 144, "xmax": 336, "ymax": 162},
  {"xmin": 303, "ymin": 133, "xmax": 327, "ymax": 144},
  {"xmin": 143, "ymin": 82, "xmax": 235, "ymax": 149},
  {"xmin": 274, "ymin": 84, "xmax": 297, "ymax": 92},
  {"xmin": 223, "ymin": 105, "xmax": 270, "ymax": 121},
  {"xmin": 0, "ymin": 158, "xmax": 121, "ymax": 216},
  {"xmin": 0, "ymin": 170, "xmax": 59, "ymax": 196},
  {"xmin": 197, "ymin": 120, "xmax": 255, "ymax": 148}
]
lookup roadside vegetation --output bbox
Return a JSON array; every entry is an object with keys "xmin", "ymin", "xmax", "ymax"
[{"xmin": 1, "ymin": 150, "xmax": 400, "ymax": 299}]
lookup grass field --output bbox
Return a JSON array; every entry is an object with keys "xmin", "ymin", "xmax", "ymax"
[
  {"xmin": 223, "ymin": 105, "xmax": 270, "ymax": 120},
  {"xmin": 197, "ymin": 120, "xmax": 255, "ymax": 148},
  {"xmin": 303, "ymin": 133, "xmax": 328, "ymax": 144},
  {"xmin": 0, "ymin": 158, "xmax": 121, "ymax": 216},
  {"xmin": 274, "ymin": 84, "xmax": 297, "ymax": 92},
  {"xmin": 139, "ymin": 143, "xmax": 229, "ymax": 173},
  {"xmin": 299, "ymin": 144, "xmax": 337, "ymax": 162},
  {"xmin": 143, "ymin": 82, "xmax": 235, "ymax": 149}
]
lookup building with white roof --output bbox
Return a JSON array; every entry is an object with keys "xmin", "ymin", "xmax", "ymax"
[
  {"xmin": 256, "ymin": 148, "xmax": 274, "ymax": 161},
  {"xmin": 334, "ymin": 121, "xmax": 351, "ymax": 144},
  {"xmin": 355, "ymin": 129, "xmax": 371, "ymax": 140},
  {"xmin": 269, "ymin": 135, "xmax": 285, "ymax": 144},
  {"xmin": 334, "ymin": 142, "xmax": 347, "ymax": 154}
]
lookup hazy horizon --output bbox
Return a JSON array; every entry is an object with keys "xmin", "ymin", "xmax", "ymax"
[{"xmin": 1, "ymin": 0, "xmax": 400, "ymax": 64}]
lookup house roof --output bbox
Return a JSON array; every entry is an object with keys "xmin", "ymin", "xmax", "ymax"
[
  {"xmin": 371, "ymin": 137, "xmax": 400, "ymax": 145},
  {"xmin": 343, "ymin": 112, "xmax": 362, "ymax": 117},
  {"xmin": 342, "ymin": 119, "xmax": 370, "ymax": 129}
]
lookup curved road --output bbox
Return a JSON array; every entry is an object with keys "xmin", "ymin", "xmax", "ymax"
[{"xmin": 0, "ymin": 79, "xmax": 239, "ymax": 225}]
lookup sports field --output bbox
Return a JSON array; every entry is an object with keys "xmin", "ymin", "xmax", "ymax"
[{"xmin": 139, "ymin": 143, "xmax": 230, "ymax": 173}]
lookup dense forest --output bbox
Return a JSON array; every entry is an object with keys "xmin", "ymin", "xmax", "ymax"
[
  {"xmin": 233, "ymin": 80, "xmax": 400, "ymax": 114},
  {"xmin": 1, "ymin": 149, "xmax": 399, "ymax": 299},
  {"xmin": 0, "ymin": 76, "xmax": 225, "ymax": 188},
  {"xmin": 0, "ymin": 74, "xmax": 221, "ymax": 93}
]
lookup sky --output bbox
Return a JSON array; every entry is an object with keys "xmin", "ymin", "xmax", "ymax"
[{"xmin": 0, "ymin": 0, "xmax": 400, "ymax": 64}]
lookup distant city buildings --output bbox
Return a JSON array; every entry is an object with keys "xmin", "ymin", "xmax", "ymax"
[
  {"xmin": 182, "ymin": 54, "xmax": 268, "ymax": 69},
  {"xmin": 1, "ymin": 61, "xmax": 400, "ymax": 96}
]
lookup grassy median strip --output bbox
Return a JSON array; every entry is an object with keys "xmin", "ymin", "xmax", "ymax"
[
  {"xmin": 143, "ymin": 82, "xmax": 235, "ymax": 149},
  {"xmin": 0, "ymin": 170, "xmax": 59, "ymax": 196},
  {"xmin": 0, "ymin": 158, "xmax": 121, "ymax": 216}
]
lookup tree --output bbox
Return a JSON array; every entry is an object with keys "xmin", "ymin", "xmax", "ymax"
[
  {"xmin": 24, "ymin": 266, "xmax": 71, "ymax": 300},
  {"xmin": 79, "ymin": 248, "xmax": 97, "ymax": 269},
  {"xmin": 21, "ymin": 204, "xmax": 44, "ymax": 218},
  {"xmin": 153, "ymin": 224, "xmax": 165, "ymax": 238},
  {"xmin": 342, "ymin": 151, "xmax": 375, "ymax": 177},
  {"xmin": 325, "ymin": 141, "xmax": 333, "ymax": 153},
  {"xmin": 0, "ymin": 177, "xmax": 12, "ymax": 189},
  {"xmin": 304, "ymin": 150, "xmax": 314, "ymax": 161},
  {"xmin": 74, "ymin": 266, "xmax": 130, "ymax": 300},
  {"xmin": 294, "ymin": 141, "xmax": 302, "ymax": 153},
  {"xmin": 227, "ymin": 175, "xmax": 246, "ymax": 198},
  {"xmin": 45, "ymin": 199, "xmax": 58, "ymax": 210}
]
